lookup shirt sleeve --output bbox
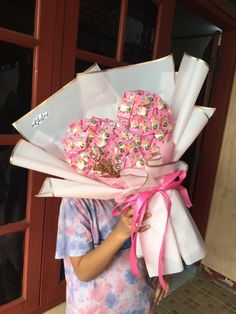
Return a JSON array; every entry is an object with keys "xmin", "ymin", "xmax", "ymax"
[{"xmin": 55, "ymin": 198, "xmax": 94, "ymax": 259}]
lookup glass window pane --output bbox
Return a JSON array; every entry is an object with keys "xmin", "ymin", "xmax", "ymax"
[
  {"xmin": 0, "ymin": 41, "xmax": 33, "ymax": 134},
  {"xmin": 171, "ymin": 1, "xmax": 221, "ymax": 69},
  {"xmin": 0, "ymin": 231, "xmax": 24, "ymax": 305},
  {"xmin": 0, "ymin": 146, "xmax": 28, "ymax": 226},
  {"xmin": 75, "ymin": 59, "xmax": 110, "ymax": 74},
  {"xmin": 75, "ymin": 59, "xmax": 94, "ymax": 73},
  {"xmin": 0, "ymin": 0, "xmax": 35, "ymax": 35},
  {"xmin": 124, "ymin": 0, "xmax": 158, "ymax": 64},
  {"xmin": 77, "ymin": 0, "xmax": 120, "ymax": 57}
]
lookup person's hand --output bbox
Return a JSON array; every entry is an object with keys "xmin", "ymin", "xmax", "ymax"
[
  {"xmin": 113, "ymin": 207, "xmax": 151, "ymax": 241},
  {"xmin": 151, "ymin": 275, "xmax": 172, "ymax": 304}
]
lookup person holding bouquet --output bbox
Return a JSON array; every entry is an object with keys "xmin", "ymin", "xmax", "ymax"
[
  {"xmin": 55, "ymin": 90, "xmax": 175, "ymax": 313},
  {"xmin": 56, "ymin": 197, "xmax": 171, "ymax": 314}
]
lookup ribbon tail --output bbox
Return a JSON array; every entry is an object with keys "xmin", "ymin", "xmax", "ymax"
[
  {"xmin": 177, "ymin": 185, "xmax": 192, "ymax": 208},
  {"xmin": 129, "ymin": 233, "xmax": 140, "ymax": 276},
  {"xmin": 158, "ymin": 242, "xmax": 167, "ymax": 291},
  {"xmin": 157, "ymin": 191, "xmax": 171, "ymax": 292}
]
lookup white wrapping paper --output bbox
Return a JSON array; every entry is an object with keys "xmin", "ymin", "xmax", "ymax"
[
  {"xmin": 10, "ymin": 53, "xmax": 215, "ymax": 277},
  {"xmin": 173, "ymin": 106, "xmax": 215, "ymax": 161}
]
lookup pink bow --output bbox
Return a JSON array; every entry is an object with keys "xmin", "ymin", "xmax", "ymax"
[{"xmin": 113, "ymin": 170, "xmax": 192, "ymax": 291}]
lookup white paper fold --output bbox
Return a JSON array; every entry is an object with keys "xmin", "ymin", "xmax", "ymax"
[
  {"xmin": 171, "ymin": 54, "xmax": 209, "ymax": 146},
  {"xmin": 136, "ymin": 189, "xmax": 207, "ymax": 276},
  {"xmin": 13, "ymin": 64, "xmax": 111, "ymax": 160},
  {"xmin": 10, "ymin": 139, "xmax": 121, "ymax": 191},
  {"xmin": 173, "ymin": 106, "xmax": 216, "ymax": 160},
  {"xmin": 78, "ymin": 54, "xmax": 175, "ymax": 105},
  {"xmin": 13, "ymin": 78, "xmax": 81, "ymax": 159},
  {"xmin": 38, "ymin": 178, "xmax": 123, "ymax": 199}
]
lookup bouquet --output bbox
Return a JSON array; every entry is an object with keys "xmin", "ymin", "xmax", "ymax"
[{"xmin": 10, "ymin": 53, "xmax": 215, "ymax": 290}]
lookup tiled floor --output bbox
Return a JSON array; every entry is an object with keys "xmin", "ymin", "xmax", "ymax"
[
  {"xmin": 156, "ymin": 275, "xmax": 236, "ymax": 314},
  {"xmin": 44, "ymin": 269, "xmax": 236, "ymax": 313}
]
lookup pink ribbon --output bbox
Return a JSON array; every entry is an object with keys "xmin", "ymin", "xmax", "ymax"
[{"xmin": 113, "ymin": 170, "xmax": 192, "ymax": 291}]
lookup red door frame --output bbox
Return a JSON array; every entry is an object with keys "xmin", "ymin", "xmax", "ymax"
[
  {"xmin": 30, "ymin": 1, "xmax": 68, "ymax": 312},
  {"xmin": 0, "ymin": 0, "xmax": 59, "ymax": 313}
]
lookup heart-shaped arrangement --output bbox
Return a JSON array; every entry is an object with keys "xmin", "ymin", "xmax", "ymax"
[{"xmin": 63, "ymin": 90, "xmax": 174, "ymax": 178}]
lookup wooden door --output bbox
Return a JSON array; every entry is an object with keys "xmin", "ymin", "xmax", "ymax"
[{"xmin": 0, "ymin": 1, "xmax": 60, "ymax": 313}]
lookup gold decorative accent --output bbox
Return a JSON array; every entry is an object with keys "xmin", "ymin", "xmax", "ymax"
[{"xmin": 93, "ymin": 158, "xmax": 120, "ymax": 178}]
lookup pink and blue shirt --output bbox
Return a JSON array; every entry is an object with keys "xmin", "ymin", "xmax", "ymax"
[{"xmin": 55, "ymin": 198, "xmax": 153, "ymax": 314}]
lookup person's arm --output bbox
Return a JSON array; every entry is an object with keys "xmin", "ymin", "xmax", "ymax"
[{"xmin": 70, "ymin": 207, "xmax": 151, "ymax": 282}]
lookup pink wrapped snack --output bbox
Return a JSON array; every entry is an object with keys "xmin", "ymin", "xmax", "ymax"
[{"xmin": 63, "ymin": 90, "xmax": 174, "ymax": 177}]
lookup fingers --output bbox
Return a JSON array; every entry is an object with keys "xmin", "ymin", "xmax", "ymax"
[
  {"xmin": 154, "ymin": 276, "xmax": 171, "ymax": 304},
  {"xmin": 136, "ymin": 211, "xmax": 151, "ymax": 232},
  {"xmin": 124, "ymin": 207, "xmax": 134, "ymax": 218},
  {"xmin": 124, "ymin": 207, "xmax": 151, "ymax": 220},
  {"xmin": 143, "ymin": 211, "xmax": 152, "ymax": 220},
  {"xmin": 138, "ymin": 224, "xmax": 150, "ymax": 232},
  {"xmin": 154, "ymin": 285, "xmax": 167, "ymax": 304},
  {"xmin": 122, "ymin": 207, "xmax": 152, "ymax": 233}
]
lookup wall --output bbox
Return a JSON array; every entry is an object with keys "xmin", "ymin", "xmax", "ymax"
[{"xmin": 203, "ymin": 71, "xmax": 236, "ymax": 282}]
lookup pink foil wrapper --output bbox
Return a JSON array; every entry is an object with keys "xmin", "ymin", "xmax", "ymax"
[{"xmin": 63, "ymin": 90, "xmax": 174, "ymax": 177}]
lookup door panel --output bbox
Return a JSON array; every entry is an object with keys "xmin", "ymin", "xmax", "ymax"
[
  {"xmin": 0, "ymin": 41, "xmax": 33, "ymax": 134},
  {"xmin": 0, "ymin": 0, "xmax": 58, "ymax": 313},
  {"xmin": 0, "ymin": 146, "xmax": 28, "ymax": 227},
  {"xmin": 0, "ymin": 0, "xmax": 36, "ymax": 35},
  {"xmin": 77, "ymin": 0, "xmax": 121, "ymax": 58},
  {"xmin": 124, "ymin": 0, "xmax": 158, "ymax": 63},
  {"xmin": 0, "ymin": 231, "xmax": 24, "ymax": 305}
]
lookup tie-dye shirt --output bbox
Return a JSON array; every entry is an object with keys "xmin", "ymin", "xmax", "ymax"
[{"xmin": 55, "ymin": 198, "xmax": 154, "ymax": 314}]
